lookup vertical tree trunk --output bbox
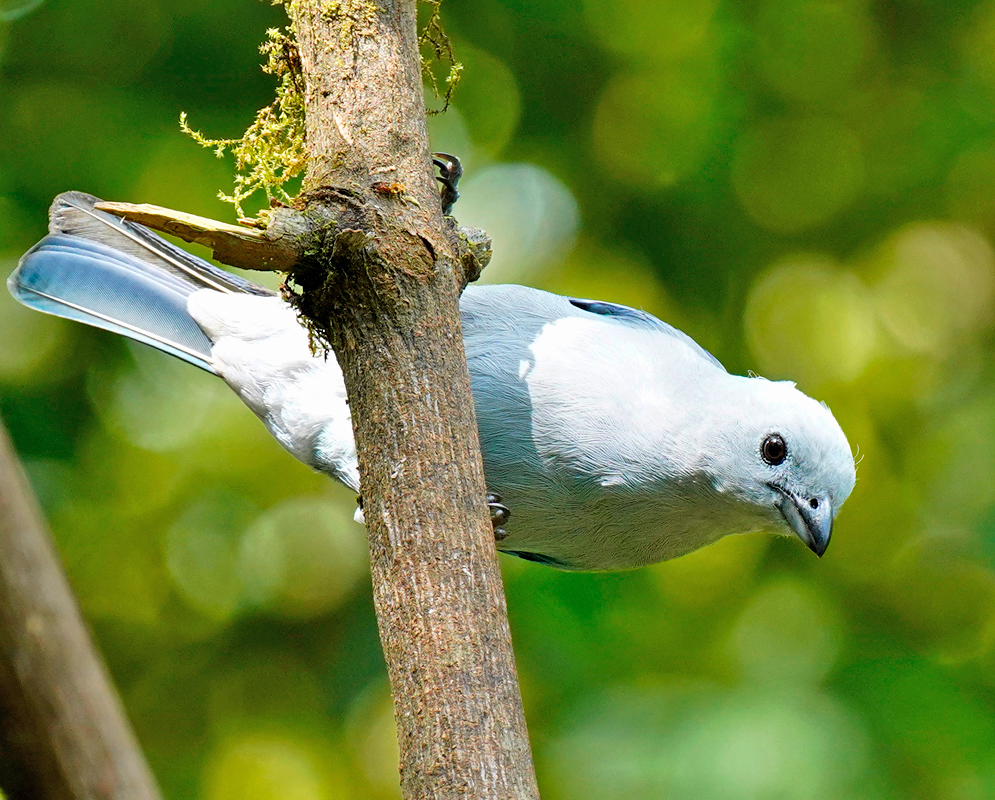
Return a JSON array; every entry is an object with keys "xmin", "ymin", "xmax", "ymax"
[
  {"xmin": 0, "ymin": 420, "xmax": 162, "ymax": 800},
  {"xmin": 285, "ymin": 1, "xmax": 541, "ymax": 797}
]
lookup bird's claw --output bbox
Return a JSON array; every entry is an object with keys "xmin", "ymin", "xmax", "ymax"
[
  {"xmin": 432, "ymin": 152, "xmax": 462, "ymax": 215},
  {"xmin": 359, "ymin": 489, "xmax": 509, "ymax": 541},
  {"xmin": 487, "ymin": 491, "xmax": 510, "ymax": 541}
]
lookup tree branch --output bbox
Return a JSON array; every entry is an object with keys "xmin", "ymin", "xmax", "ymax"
[
  {"xmin": 94, "ymin": 201, "xmax": 304, "ymax": 272},
  {"xmin": 0, "ymin": 419, "xmax": 161, "ymax": 800},
  {"xmin": 93, "ymin": 200, "xmax": 492, "ymax": 282},
  {"xmin": 280, "ymin": 1, "xmax": 541, "ymax": 797}
]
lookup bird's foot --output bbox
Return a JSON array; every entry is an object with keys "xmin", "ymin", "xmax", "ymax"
[
  {"xmin": 432, "ymin": 152, "xmax": 463, "ymax": 215},
  {"xmin": 356, "ymin": 490, "xmax": 509, "ymax": 540},
  {"xmin": 487, "ymin": 492, "xmax": 510, "ymax": 541}
]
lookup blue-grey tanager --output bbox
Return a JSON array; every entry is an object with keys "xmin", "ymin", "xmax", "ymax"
[{"xmin": 8, "ymin": 193, "xmax": 856, "ymax": 570}]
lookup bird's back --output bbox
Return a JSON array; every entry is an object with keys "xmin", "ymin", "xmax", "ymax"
[{"xmin": 460, "ymin": 285, "xmax": 735, "ymax": 570}]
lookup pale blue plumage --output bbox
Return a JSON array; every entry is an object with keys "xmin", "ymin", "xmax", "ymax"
[
  {"xmin": 9, "ymin": 192, "xmax": 857, "ymax": 571},
  {"xmin": 11, "ymin": 235, "xmax": 216, "ymax": 371}
]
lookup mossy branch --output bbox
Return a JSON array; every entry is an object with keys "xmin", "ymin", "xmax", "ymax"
[{"xmin": 181, "ymin": 4, "xmax": 460, "ymax": 221}]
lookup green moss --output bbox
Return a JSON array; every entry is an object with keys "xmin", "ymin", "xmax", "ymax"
[
  {"xmin": 322, "ymin": 0, "xmax": 380, "ymax": 47},
  {"xmin": 180, "ymin": 1, "xmax": 458, "ymax": 219},
  {"xmin": 180, "ymin": 27, "xmax": 305, "ymax": 219},
  {"xmin": 419, "ymin": 0, "xmax": 461, "ymax": 113}
]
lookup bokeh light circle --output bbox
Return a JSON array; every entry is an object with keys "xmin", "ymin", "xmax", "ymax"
[
  {"xmin": 455, "ymin": 162, "xmax": 579, "ymax": 284},
  {"xmin": 449, "ymin": 43, "xmax": 520, "ymax": 157},
  {"xmin": 732, "ymin": 116, "xmax": 864, "ymax": 233},
  {"xmin": 203, "ymin": 732, "xmax": 351, "ymax": 800},
  {"xmin": 593, "ymin": 63, "xmax": 719, "ymax": 189},
  {"xmin": 753, "ymin": 0, "xmax": 875, "ymax": 103},
  {"xmin": 745, "ymin": 254, "xmax": 876, "ymax": 386},
  {"xmin": 871, "ymin": 222, "xmax": 995, "ymax": 355},
  {"xmin": 238, "ymin": 496, "xmax": 368, "ymax": 618},
  {"xmin": 549, "ymin": 684, "xmax": 872, "ymax": 799},
  {"xmin": 583, "ymin": 0, "xmax": 719, "ymax": 62},
  {"xmin": 730, "ymin": 578, "xmax": 843, "ymax": 686}
]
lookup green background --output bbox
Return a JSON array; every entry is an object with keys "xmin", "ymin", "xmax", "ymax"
[{"xmin": 3, "ymin": 0, "xmax": 995, "ymax": 797}]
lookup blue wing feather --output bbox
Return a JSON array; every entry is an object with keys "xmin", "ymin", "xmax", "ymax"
[
  {"xmin": 568, "ymin": 297, "xmax": 725, "ymax": 371},
  {"xmin": 9, "ymin": 235, "xmax": 215, "ymax": 372}
]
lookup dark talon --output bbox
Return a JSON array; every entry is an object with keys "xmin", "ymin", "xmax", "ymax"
[
  {"xmin": 432, "ymin": 151, "xmax": 462, "ymax": 215},
  {"xmin": 486, "ymin": 491, "xmax": 511, "ymax": 541},
  {"xmin": 490, "ymin": 503, "xmax": 510, "ymax": 527}
]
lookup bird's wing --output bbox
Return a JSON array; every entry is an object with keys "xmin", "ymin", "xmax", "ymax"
[
  {"xmin": 566, "ymin": 297, "xmax": 726, "ymax": 371},
  {"xmin": 458, "ymin": 284, "xmax": 740, "ymax": 565},
  {"xmin": 461, "ymin": 285, "xmax": 725, "ymax": 371}
]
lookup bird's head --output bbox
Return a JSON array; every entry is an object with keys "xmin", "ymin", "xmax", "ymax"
[{"xmin": 704, "ymin": 377, "xmax": 856, "ymax": 557}]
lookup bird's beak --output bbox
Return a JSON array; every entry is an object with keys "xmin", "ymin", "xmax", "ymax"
[{"xmin": 769, "ymin": 484, "xmax": 833, "ymax": 557}]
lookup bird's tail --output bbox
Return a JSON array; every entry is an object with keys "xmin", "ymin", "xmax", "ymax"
[{"xmin": 7, "ymin": 192, "xmax": 275, "ymax": 374}]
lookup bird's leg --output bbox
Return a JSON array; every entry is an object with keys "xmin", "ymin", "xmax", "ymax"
[
  {"xmin": 432, "ymin": 152, "xmax": 463, "ymax": 215},
  {"xmin": 487, "ymin": 492, "xmax": 510, "ymax": 541}
]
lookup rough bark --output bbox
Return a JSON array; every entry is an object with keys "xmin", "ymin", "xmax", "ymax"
[
  {"xmin": 0, "ymin": 420, "xmax": 162, "ymax": 800},
  {"xmin": 283, "ymin": 1, "xmax": 541, "ymax": 798}
]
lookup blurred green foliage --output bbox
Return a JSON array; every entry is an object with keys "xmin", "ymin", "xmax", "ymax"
[{"xmin": 2, "ymin": 0, "xmax": 995, "ymax": 797}]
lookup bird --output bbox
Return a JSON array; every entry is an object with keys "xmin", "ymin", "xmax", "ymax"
[{"xmin": 8, "ymin": 192, "xmax": 856, "ymax": 571}]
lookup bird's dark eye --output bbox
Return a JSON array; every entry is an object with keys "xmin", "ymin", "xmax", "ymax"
[{"xmin": 761, "ymin": 434, "xmax": 787, "ymax": 466}]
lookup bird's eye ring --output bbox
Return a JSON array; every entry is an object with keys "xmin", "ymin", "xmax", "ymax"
[{"xmin": 761, "ymin": 434, "xmax": 787, "ymax": 466}]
